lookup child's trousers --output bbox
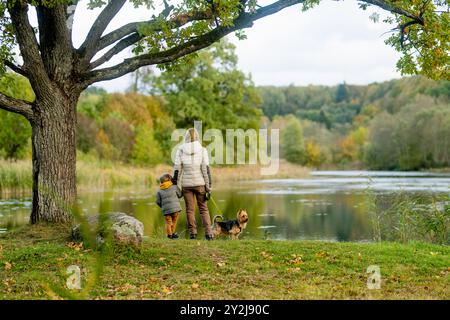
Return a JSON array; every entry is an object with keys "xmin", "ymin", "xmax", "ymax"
[{"xmin": 164, "ymin": 212, "xmax": 180, "ymax": 236}]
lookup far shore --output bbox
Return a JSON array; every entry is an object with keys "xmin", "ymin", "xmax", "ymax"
[
  {"xmin": 1, "ymin": 158, "xmax": 449, "ymax": 196},
  {"xmin": 0, "ymin": 159, "xmax": 310, "ymax": 195}
]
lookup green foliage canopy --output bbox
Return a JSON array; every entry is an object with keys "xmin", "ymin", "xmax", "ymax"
[
  {"xmin": 151, "ymin": 40, "xmax": 262, "ymax": 131},
  {"xmin": 0, "ymin": 73, "xmax": 33, "ymax": 159}
]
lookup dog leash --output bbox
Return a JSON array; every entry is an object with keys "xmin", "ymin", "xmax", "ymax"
[{"xmin": 209, "ymin": 194, "xmax": 223, "ymax": 216}]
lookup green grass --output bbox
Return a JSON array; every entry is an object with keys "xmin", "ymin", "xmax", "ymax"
[{"xmin": 0, "ymin": 225, "xmax": 448, "ymax": 300}]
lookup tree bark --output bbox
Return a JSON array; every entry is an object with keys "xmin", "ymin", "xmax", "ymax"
[{"xmin": 30, "ymin": 93, "xmax": 78, "ymax": 224}]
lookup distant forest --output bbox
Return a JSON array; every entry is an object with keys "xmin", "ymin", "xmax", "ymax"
[
  {"xmin": 258, "ymin": 77, "xmax": 450, "ymax": 170},
  {"xmin": 260, "ymin": 77, "xmax": 450, "ymax": 170},
  {"xmin": 1, "ymin": 42, "xmax": 449, "ymax": 171}
]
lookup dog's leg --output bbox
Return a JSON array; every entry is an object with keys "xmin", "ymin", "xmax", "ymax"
[{"xmin": 213, "ymin": 224, "xmax": 223, "ymax": 239}]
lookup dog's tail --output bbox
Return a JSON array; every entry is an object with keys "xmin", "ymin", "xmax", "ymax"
[{"xmin": 213, "ymin": 215, "xmax": 224, "ymax": 223}]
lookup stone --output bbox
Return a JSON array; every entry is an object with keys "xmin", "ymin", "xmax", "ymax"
[{"xmin": 71, "ymin": 212, "xmax": 144, "ymax": 246}]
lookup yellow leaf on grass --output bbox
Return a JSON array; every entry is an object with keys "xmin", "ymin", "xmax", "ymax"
[
  {"xmin": 430, "ymin": 252, "xmax": 439, "ymax": 256},
  {"xmin": 217, "ymin": 262, "xmax": 225, "ymax": 268},
  {"xmin": 66, "ymin": 242, "xmax": 83, "ymax": 251},
  {"xmin": 4, "ymin": 262, "xmax": 12, "ymax": 270},
  {"xmin": 289, "ymin": 254, "xmax": 304, "ymax": 265},
  {"xmin": 260, "ymin": 251, "xmax": 273, "ymax": 259},
  {"xmin": 162, "ymin": 286, "xmax": 173, "ymax": 295},
  {"xmin": 191, "ymin": 283, "xmax": 200, "ymax": 289}
]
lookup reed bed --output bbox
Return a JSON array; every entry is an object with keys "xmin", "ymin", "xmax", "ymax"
[{"xmin": 0, "ymin": 159, "xmax": 309, "ymax": 194}]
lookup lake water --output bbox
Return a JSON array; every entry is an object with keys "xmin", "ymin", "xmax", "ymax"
[{"xmin": 1, "ymin": 171, "xmax": 449, "ymax": 241}]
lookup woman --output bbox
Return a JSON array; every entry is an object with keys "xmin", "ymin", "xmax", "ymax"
[{"xmin": 173, "ymin": 128, "xmax": 213, "ymax": 240}]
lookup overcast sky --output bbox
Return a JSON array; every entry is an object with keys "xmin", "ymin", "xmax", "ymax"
[{"xmin": 67, "ymin": 0, "xmax": 403, "ymax": 92}]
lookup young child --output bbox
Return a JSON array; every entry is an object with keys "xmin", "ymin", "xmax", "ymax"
[{"xmin": 156, "ymin": 173, "xmax": 183, "ymax": 239}]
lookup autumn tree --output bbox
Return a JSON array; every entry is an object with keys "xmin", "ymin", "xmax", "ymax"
[
  {"xmin": 282, "ymin": 116, "xmax": 305, "ymax": 164},
  {"xmin": 0, "ymin": 0, "xmax": 447, "ymax": 223},
  {"xmin": 151, "ymin": 40, "xmax": 262, "ymax": 131}
]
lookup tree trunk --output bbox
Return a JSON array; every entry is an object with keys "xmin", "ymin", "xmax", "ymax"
[{"xmin": 30, "ymin": 93, "xmax": 78, "ymax": 224}]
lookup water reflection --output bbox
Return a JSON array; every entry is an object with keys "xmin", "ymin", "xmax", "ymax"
[{"xmin": 0, "ymin": 171, "xmax": 448, "ymax": 241}]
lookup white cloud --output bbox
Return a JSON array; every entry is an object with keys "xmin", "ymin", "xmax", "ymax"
[{"xmin": 228, "ymin": 1, "xmax": 402, "ymax": 86}]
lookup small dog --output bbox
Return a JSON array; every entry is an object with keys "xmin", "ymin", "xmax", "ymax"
[{"xmin": 212, "ymin": 209, "xmax": 249, "ymax": 240}]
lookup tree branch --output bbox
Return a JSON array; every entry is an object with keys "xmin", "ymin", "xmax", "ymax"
[
  {"xmin": 7, "ymin": 0, "xmax": 53, "ymax": 98},
  {"xmin": 36, "ymin": 3, "xmax": 75, "ymax": 82},
  {"xmin": 89, "ymin": 10, "xmax": 212, "ymax": 70},
  {"xmin": 93, "ymin": 3, "xmax": 177, "ymax": 54},
  {"xmin": 82, "ymin": 0, "xmax": 425, "ymax": 86},
  {"xmin": 362, "ymin": 0, "xmax": 424, "ymax": 23},
  {"xmin": 399, "ymin": 20, "xmax": 424, "ymax": 49},
  {"xmin": 90, "ymin": 33, "xmax": 142, "ymax": 70},
  {"xmin": 79, "ymin": 0, "xmax": 127, "ymax": 62},
  {"xmin": 0, "ymin": 92, "xmax": 34, "ymax": 121},
  {"xmin": 83, "ymin": 0, "xmax": 307, "ymax": 85},
  {"xmin": 5, "ymin": 61, "xmax": 28, "ymax": 78}
]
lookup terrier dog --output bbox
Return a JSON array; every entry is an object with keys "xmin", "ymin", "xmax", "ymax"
[{"xmin": 212, "ymin": 209, "xmax": 249, "ymax": 240}]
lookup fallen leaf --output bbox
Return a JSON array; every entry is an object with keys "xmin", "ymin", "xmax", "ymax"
[
  {"xmin": 315, "ymin": 251, "xmax": 328, "ymax": 258},
  {"xmin": 66, "ymin": 242, "xmax": 83, "ymax": 251},
  {"xmin": 288, "ymin": 254, "xmax": 304, "ymax": 265},
  {"xmin": 162, "ymin": 286, "xmax": 173, "ymax": 295},
  {"xmin": 260, "ymin": 251, "xmax": 273, "ymax": 260},
  {"xmin": 4, "ymin": 262, "xmax": 12, "ymax": 270},
  {"xmin": 217, "ymin": 262, "xmax": 225, "ymax": 268},
  {"xmin": 159, "ymin": 257, "xmax": 166, "ymax": 261},
  {"xmin": 191, "ymin": 283, "xmax": 200, "ymax": 289}
]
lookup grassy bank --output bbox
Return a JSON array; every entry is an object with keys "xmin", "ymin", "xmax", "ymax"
[
  {"xmin": 0, "ymin": 159, "xmax": 309, "ymax": 194},
  {"xmin": 0, "ymin": 225, "xmax": 448, "ymax": 300}
]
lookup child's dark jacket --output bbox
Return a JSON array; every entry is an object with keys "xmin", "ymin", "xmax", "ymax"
[{"xmin": 156, "ymin": 185, "xmax": 183, "ymax": 216}]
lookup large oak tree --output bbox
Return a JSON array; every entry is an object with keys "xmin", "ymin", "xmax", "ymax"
[{"xmin": 0, "ymin": 0, "xmax": 448, "ymax": 223}]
